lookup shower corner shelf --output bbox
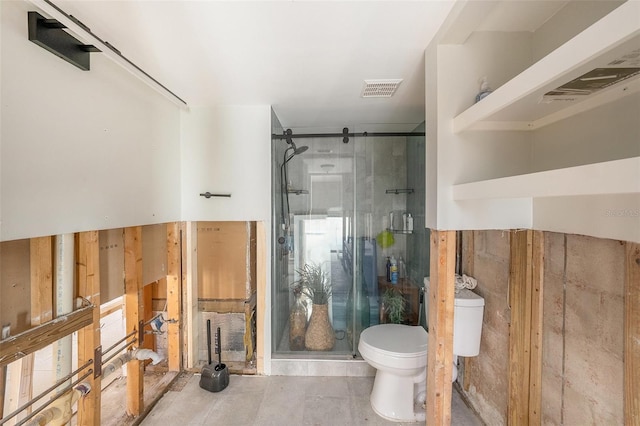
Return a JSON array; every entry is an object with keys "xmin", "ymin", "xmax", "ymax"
[
  {"xmin": 388, "ymin": 229, "xmax": 413, "ymax": 235},
  {"xmin": 287, "ymin": 189, "xmax": 309, "ymax": 195},
  {"xmin": 385, "ymin": 188, "xmax": 414, "ymax": 195}
]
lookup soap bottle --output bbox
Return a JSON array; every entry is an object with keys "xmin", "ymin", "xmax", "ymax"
[
  {"xmin": 385, "ymin": 256, "xmax": 391, "ymax": 282},
  {"xmin": 398, "ymin": 256, "xmax": 406, "ymax": 280},
  {"xmin": 475, "ymin": 77, "xmax": 493, "ymax": 103},
  {"xmin": 406, "ymin": 214, "xmax": 413, "ymax": 232},
  {"xmin": 390, "ymin": 256, "xmax": 398, "ymax": 284}
]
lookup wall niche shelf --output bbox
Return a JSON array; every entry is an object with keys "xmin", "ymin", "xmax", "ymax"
[
  {"xmin": 452, "ymin": 1, "xmax": 640, "ymax": 134},
  {"xmin": 452, "ymin": 157, "xmax": 640, "ymax": 201}
]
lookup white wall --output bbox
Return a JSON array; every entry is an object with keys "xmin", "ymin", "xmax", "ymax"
[
  {"xmin": 426, "ymin": 32, "xmax": 534, "ymax": 231},
  {"xmin": 0, "ymin": 1, "xmax": 181, "ymax": 241},
  {"xmin": 180, "ymin": 106, "xmax": 272, "ymax": 222}
]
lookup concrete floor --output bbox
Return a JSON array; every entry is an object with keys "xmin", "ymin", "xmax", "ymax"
[{"xmin": 141, "ymin": 373, "xmax": 482, "ymax": 425}]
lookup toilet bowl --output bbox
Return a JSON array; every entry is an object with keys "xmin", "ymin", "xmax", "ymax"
[
  {"xmin": 358, "ymin": 324, "xmax": 428, "ymax": 422},
  {"xmin": 359, "ymin": 284, "xmax": 485, "ymax": 422}
]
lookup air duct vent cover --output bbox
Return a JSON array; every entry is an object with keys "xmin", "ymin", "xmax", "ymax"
[{"xmin": 361, "ymin": 79, "xmax": 403, "ymax": 98}]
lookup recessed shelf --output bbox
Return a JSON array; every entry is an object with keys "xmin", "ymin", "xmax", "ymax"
[
  {"xmin": 452, "ymin": 157, "xmax": 640, "ymax": 201},
  {"xmin": 452, "ymin": 1, "xmax": 640, "ymax": 133}
]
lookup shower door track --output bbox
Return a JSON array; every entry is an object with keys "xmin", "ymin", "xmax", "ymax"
[{"xmin": 272, "ymin": 131, "xmax": 425, "ymax": 139}]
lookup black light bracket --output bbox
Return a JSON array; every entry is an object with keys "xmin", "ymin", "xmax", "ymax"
[{"xmin": 28, "ymin": 11, "xmax": 100, "ymax": 71}]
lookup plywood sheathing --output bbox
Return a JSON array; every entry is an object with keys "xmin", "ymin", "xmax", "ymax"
[
  {"xmin": 197, "ymin": 222, "xmax": 253, "ymax": 300},
  {"xmin": 542, "ymin": 235, "xmax": 625, "ymax": 424},
  {"xmin": 99, "ymin": 229, "xmax": 124, "ymax": 304},
  {"xmin": 0, "ymin": 240, "xmax": 31, "ymax": 335},
  {"xmin": 427, "ymin": 230, "xmax": 456, "ymax": 426},
  {"xmin": 142, "ymin": 224, "xmax": 168, "ymax": 287},
  {"xmin": 459, "ymin": 231, "xmax": 511, "ymax": 425}
]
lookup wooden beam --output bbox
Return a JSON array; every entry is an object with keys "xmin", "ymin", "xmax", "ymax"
[
  {"xmin": 166, "ymin": 222, "xmax": 181, "ymax": 371},
  {"xmin": 625, "ymin": 242, "xmax": 640, "ymax": 426},
  {"xmin": 77, "ymin": 231, "xmax": 101, "ymax": 426},
  {"xmin": 0, "ymin": 366, "xmax": 5, "ymax": 418},
  {"xmin": 508, "ymin": 229, "xmax": 542, "ymax": 425},
  {"xmin": 508, "ymin": 230, "xmax": 532, "ymax": 425},
  {"xmin": 11, "ymin": 237, "xmax": 54, "ymax": 422},
  {"xmin": 462, "ymin": 231, "xmax": 475, "ymax": 392},
  {"xmin": 124, "ymin": 226, "xmax": 144, "ymax": 417},
  {"xmin": 426, "ymin": 230, "xmax": 456, "ymax": 426},
  {"xmin": 256, "ymin": 221, "xmax": 266, "ymax": 375},
  {"xmin": 0, "ymin": 305, "xmax": 93, "ymax": 368},
  {"xmin": 528, "ymin": 231, "xmax": 544, "ymax": 424}
]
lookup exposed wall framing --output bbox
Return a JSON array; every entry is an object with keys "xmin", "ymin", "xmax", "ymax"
[
  {"xmin": 124, "ymin": 226, "xmax": 144, "ymax": 416},
  {"xmin": 625, "ymin": 242, "xmax": 640, "ymax": 425},
  {"xmin": 256, "ymin": 222, "xmax": 266, "ymax": 374},
  {"xmin": 166, "ymin": 222, "xmax": 182, "ymax": 371},
  {"xmin": 507, "ymin": 230, "xmax": 544, "ymax": 425},
  {"xmin": 427, "ymin": 230, "xmax": 456, "ymax": 426},
  {"xmin": 76, "ymin": 231, "xmax": 101, "ymax": 425}
]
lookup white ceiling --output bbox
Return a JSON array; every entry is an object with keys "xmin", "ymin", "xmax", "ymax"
[{"xmin": 55, "ymin": 1, "xmax": 456, "ymax": 130}]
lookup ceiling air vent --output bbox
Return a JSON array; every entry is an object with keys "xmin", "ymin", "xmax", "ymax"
[{"xmin": 361, "ymin": 79, "xmax": 403, "ymax": 98}]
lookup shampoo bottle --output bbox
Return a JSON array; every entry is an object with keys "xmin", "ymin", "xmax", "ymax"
[
  {"xmin": 390, "ymin": 256, "xmax": 398, "ymax": 284},
  {"xmin": 406, "ymin": 214, "xmax": 413, "ymax": 232}
]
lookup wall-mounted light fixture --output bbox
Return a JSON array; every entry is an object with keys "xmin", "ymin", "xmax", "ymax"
[{"xmin": 25, "ymin": 0, "xmax": 188, "ymax": 109}]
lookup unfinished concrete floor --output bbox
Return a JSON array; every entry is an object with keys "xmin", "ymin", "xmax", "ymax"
[{"xmin": 140, "ymin": 373, "xmax": 482, "ymax": 425}]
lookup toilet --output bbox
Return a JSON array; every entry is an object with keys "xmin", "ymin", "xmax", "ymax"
[{"xmin": 358, "ymin": 281, "xmax": 484, "ymax": 422}]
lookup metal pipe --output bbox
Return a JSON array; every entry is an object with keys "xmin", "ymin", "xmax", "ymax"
[
  {"xmin": 272, "ymin": 131, "xmax": 425, "ymax": 140},
  {"xmin": 15, "ymin": 369, "xmax": 93, "ymax": 426},
  {"xmin": 101, "ymin": 330, "xmax": 137, "ymax": 356},
  {"xmin": 0, "ymin": 360, "xmax": 92, "ymax": 425},
  {"xmin": 143, "ymin": 313, "xmax": 163, "ymax": 327},
  {"xmin": 54, "ymin": 234, "xmax": 74, "ymax": 393},
  {"xmin": 101, "ymin": 338, "xmax": 137, "ymax": 366}
]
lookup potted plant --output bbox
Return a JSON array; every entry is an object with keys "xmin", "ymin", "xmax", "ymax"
[
  {"xmin": 381, "ymin": 288, "xmax": 406, "ymax": 324},
  {"xmin": 294, "ymin": 263, "xmax": 334, "ymax": 351}
]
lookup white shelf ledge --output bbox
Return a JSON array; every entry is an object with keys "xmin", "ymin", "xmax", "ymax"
[
  {"xmin": 452, "ymin": 157, "xmax": 640, "ymax": 201},
  {"xmin": 452, "ymin": 1, "xmax": 640, "ymax": 133}
]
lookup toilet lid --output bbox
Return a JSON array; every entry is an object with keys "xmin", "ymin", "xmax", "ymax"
[{"xmin": 360, "ymin": 324, "xmax": 427, "ymax": 357}]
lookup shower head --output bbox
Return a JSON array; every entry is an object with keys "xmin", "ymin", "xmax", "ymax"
[
  {"xmin": 294, "ymin": 145, "xmax": 308, "ymax": 155},
  {"xmin": 283, "ymin": 129, "xmax": 308, "ymax": 157}
]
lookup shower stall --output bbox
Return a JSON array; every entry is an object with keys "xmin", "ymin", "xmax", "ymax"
[{"xmin": 271, "ymin": 122, "xmax": 429, "ymax": 360}]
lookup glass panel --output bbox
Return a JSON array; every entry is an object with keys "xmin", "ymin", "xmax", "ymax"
[
  {"xmin": 272, "ymin": 133, "xmax": 355, "ymax": 355},
  {"xmin": 271, "ymin": 123, "xmax": 429, "ymax": 358}
]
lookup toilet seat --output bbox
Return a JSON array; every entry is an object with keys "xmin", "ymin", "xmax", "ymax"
[{"xmin": 360, "ymin": 324, "xmax": 427, "ymax": 358}]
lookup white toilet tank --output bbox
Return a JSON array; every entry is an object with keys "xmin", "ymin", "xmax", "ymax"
[
  {"xmin": 423, "ymin": 278, "xmax": 485, "ymax": 357},
  {"xmin": 453, "ymin": 289, "xmax": 484, "ymax": 357}
]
